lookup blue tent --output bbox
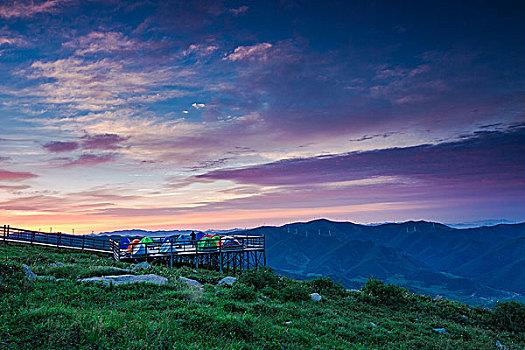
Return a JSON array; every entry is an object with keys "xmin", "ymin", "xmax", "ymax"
[{"xmin": 120, "ymin": 237, "xmax": 130, "ymax": 250}]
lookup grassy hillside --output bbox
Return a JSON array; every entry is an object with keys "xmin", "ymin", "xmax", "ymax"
[{"xmin": 1, "ymin": 243, "xmax": 524, "ymax": 349}]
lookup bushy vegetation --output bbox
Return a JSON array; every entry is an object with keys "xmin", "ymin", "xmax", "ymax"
[{"xmin": 1, "ymin": 243, "xmax": 524, "ymax": 349}]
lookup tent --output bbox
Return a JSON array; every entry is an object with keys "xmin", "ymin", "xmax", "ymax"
[
  {"xmin": 119, "ymin": 237, "xmax": 130, "ymax": 250},
  {"xmin": 195, "ymin": 232, "xmax": 206, "ymax": 241},
  {"xmin": 176, "ymin": 234, "xmax": 191, "ymax": 246},
  {"xmin": 159, "ymin": 237, "xmax": 179, "ymax": 254},
  {"xmin": 127, "ymin": 239, "xmax": 142, "ymax": 254},
  {"xmin": 197, "ymin": 235, "xmax": 220, "ymax": 251},
  {"xmin": 219, "ymin": 236, "xmax": 242, "ymax": 250}
]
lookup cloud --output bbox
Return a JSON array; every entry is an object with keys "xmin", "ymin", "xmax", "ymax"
[
  {"xmin": 0, "ymin": 169, "xmax": 38, "ymax": 182},
  {"xmin": 81, "ymin": 133, "xmax": 129, "ymax": 150},
  {"xmin": 0, "ymin": 184, "xmax": 31, "ymax": 191},
  {"xmin": 63, "ymin": 31, "xmax": 139, "ymax": 56},
  {"xmin": 63, "ymin": 154, "xmax": 116, "ymax": 167},
  {"xmin": 192, "ymin": 102, "xmax": 206, "ymax": 109},
  {"xmin": 0, "ymin": 0, "xmax": 72, "ymax": 19},
  {"xmin": 229, "ymin": 6, "xmax": 248, "ymax": 16},
  {"xmin": 15, "ymin": 56, "xmax": 188, "ymax": 111},
  {"xmin": 43, "ymin": 141, "xmax": 79, "ymax": 153},
  {"xmin": 182, "ymin": 43, "xmax": 218, "ymax": 57},
  {"xmin": 223, "ymin": 43, "xmax": 272, "ymax": 62},
  {"xmin": 197, "ymin": 126, "xmax": 525, "ymax": 187}
]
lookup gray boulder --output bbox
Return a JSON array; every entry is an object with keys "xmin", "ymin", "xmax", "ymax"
[
  {"xmin": 22, "ymin": 264, "xmax": 36, "ymax": 281},
  {"xmin": 78, "ymin": 274, "xmax": 168, "ymax": 286},
  {"xmin": 218, "ymin": 276, "xmax": 237, "ymax": 286},
  {"xmin": 49, "ymin": 262, "xmax": 64, "ymax": 267},
  {"xmin": 179, "ymin": 276, "xmax": 203, "ymax": 288},
  {"xmin": 132, "ymin": 262, "xmax": 151, "ymax": 271},
  {"xmin": 94, "ymin": 266, "xmax": 133, "ymax": 273},
  {"xmin": 310, "ymin": 293, "xmax": 322, "ymax": 301}
]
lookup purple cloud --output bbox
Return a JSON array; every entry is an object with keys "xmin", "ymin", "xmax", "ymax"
[
  {"xmin": 64, "ymin": 154, "xmax": 116, "ymax": 167},
  {"xmin": 43, "ymin": 141, "xmax": 79, "ymax": 153},
  {"xmin": 197, "ymin": 126, "xmax": 525, "ymax": 187},
  {"xmin": 81, "ymin": 134, "xmax": 129, "ymax": 150}
]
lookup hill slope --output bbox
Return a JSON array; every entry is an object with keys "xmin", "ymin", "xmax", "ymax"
[
  {"xmin": 1, "ymin": 243, "xmax": 524, "ymax": 349},
  {"xmin": 243, "ymin": 220, "xmax": 525, "ymax": 306}
]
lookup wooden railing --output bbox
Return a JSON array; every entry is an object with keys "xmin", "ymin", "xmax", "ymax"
[{"xmin": 2, "ymin": 225, "xmax": 111, "ymax": 252}]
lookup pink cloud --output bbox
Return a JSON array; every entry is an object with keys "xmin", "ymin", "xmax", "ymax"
[
  {"xmin": 0, "ymin": 169, "xmax": 38, "ymax": 182},
  {"xmin": 0, "ymin": 0, "xmax": 72, "ymax": 19}
]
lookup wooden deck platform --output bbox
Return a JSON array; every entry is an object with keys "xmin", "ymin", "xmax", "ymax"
[{"xmin": 2, "ymin": 225, "xmax": 266, "ymax": 272}]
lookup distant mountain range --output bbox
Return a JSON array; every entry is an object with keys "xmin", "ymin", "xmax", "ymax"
[{"xmin": 96, "ymin": 219, "xmax": 525, "ymax": 306}]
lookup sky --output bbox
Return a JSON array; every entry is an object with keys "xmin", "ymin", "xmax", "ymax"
[{"xmin": 0, "ymin": 0, "xmax": 524, "ymax": 233}]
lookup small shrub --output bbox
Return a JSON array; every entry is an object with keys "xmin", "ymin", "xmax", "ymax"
[
  {"xmin": 229, "ymin": 283, "xmax": 257, "ymax": 302},
  {"xmin": 280, "ymin": 283, "xmax": 310, "ymax": 302},
  {"xmin": 0, "ymin": 261, "xmax": 25, "ymax": 292},
  {"xmin": 361, "ymin": 276, "xmax": 408, "ymax": 307},
  {"xmin": 309, "ymin": 277, "xmax": 344, "ymax": 297},
  {"xmin": 238, "ymin": 267, "xmax": 279, "ymax": 291},
  {"xmin": 493, "ymin": 301, "xmax": 525, "ymax": 332}
]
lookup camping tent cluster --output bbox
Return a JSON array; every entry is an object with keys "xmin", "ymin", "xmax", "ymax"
[{"xmin": 119, "ymin": 233, "xmax": 243, "ymax": 257}]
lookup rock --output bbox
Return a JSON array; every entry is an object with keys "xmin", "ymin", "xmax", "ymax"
[
  {"xmin": 433, "ymin": 328, "xmax": 449, "ymax": 335},
  {"xmin": 496, "ymin": 340, "xmax": 508, "ymax": 350},
  {"xmin": 283, "ymin": 321, "xmax": 292, "ymax": 325},
  {"xmin": 218, "ymin": 276, "xmax": 237, "ymax": 286},
  {"xmin": 78, "ymin": 274, "xmax": 168, "ymax": 286},
  {"xmin": 310, "ymin": 293, "xmax": 322, "ymax": 301},
  {"xmin": 257, "ymin": 298, "xmax": 264, "ymax": 303},
  {"xmin": 22, "ymin": 264, "xmax": 36, "ymax": 281},
  {"xmin": 370, "ymin": 322, "xmax": 377, "ymax": 327},
  {"xmin": 49, "ymin": 262, "xmax": 64, "ymax": 267},
  {"xmin": 94, "ymin": 266, "xmax": 133, "ymax": 273},
  {"xmin": 461, "ymin": 315, "xmax": 468, "ymax": 320},
  {"xmin": 347, "ymin": 288, "xmax": 362, "ymax": 294},
  {"xmin": 179, "ymin": 276, "xmax": 203, "ymax": 288},
  {"xmin": 434, "ymin": 295, "xmax": 443, "ymax": 301},
  {"xmin": 132, "ymin": 262, "xmax": 151, "ymax": 271}
]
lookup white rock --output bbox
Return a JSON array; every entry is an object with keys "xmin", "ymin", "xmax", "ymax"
[
  {"xmin": 78, "ymin": 274, "xmax": 168, "ymax": 286},
  {"xmin": 310, "ymin": 292, "xmax": 322, "ymax": 301},
  {"xmin": 22, "ymin": 264, "xmax": 36, "ymax": 281},
  {"xmin": 179, "ymin": 276, "xmax": 203, "ymax": 288},
  {"xmin": 94, "ymin": 266, "xmax": 133, "ymax": 273},
  {"xmin": 218, "ymin": 276, "xmax": 237, "ymax": 286},
  {"xmin": 370, "ymin": 322, "xmax": 377, "ymax": 327},
  {"xmin": 132, "ymin": 262, "xmax": 151, "ymax": 271}
]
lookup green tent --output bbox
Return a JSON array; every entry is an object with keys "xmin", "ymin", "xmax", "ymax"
[{"xmin": 197, "ymin": 235, "xmax": 220, "ymax": 251}]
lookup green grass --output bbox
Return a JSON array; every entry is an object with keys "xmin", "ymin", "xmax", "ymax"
[{"xmin": 0, "ymin": 242, "xmax": 524, "ymax": 349}]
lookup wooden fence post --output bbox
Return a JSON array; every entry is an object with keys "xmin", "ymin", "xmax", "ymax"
[{"xmin": 219, "ymin": 237, "xmax": 223, "ymax": 273}]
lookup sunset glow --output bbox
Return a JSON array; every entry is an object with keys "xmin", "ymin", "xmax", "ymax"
[{"xmin": 1, "ymin": 1, "xmax": 524, "ymax": 233}]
